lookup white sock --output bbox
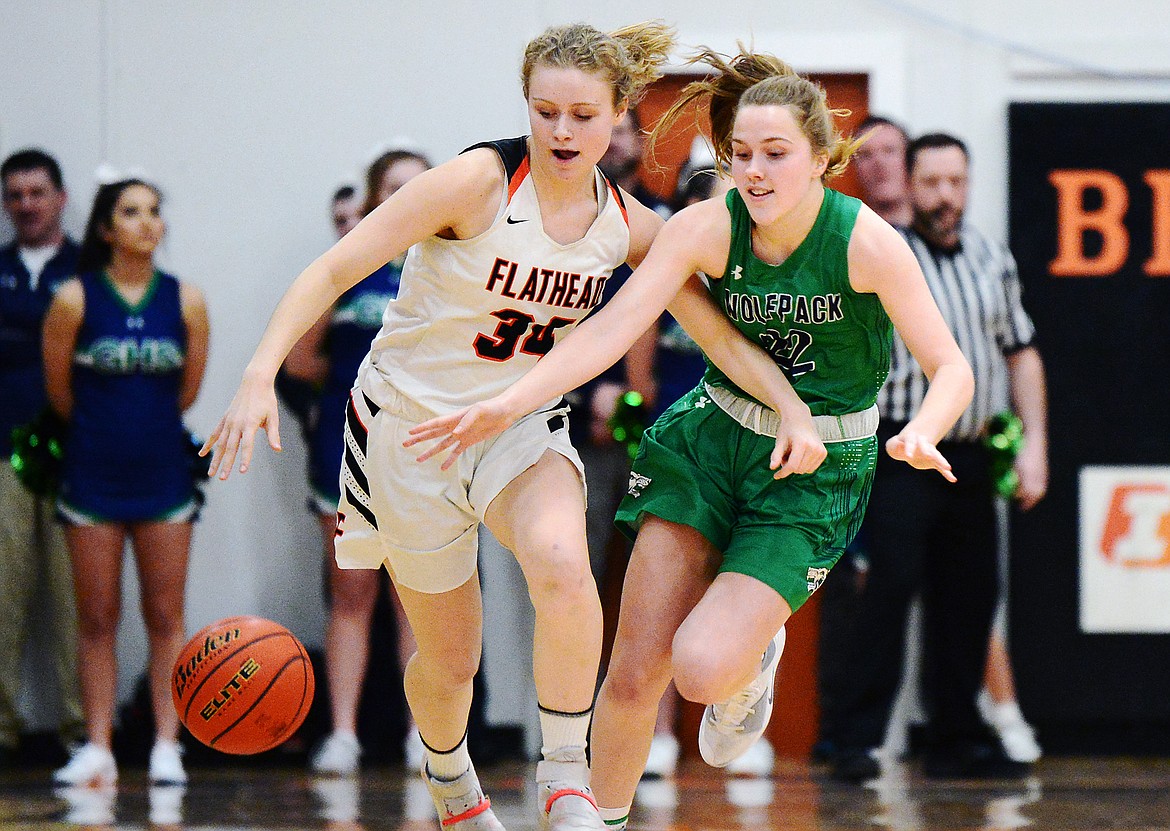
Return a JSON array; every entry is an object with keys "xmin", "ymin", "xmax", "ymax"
[
  {"xmin": 422, "ymin": 732, "xmax": 471, "ymax": 781},
  {"xmin": 539, "ymin": 704, "xmax": 592, "ymax": 759},
  {"xmin": 599, "ymin": 806, "xmax": 630, "ymax": 831}
]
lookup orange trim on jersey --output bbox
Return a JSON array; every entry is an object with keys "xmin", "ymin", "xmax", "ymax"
[
  {"xmin": 507, "ymin": 157, "xmax": 531, "ymax": 204},
  {"xmin": 606, "ymin": 180, "xmax": 630, "ymax": 228}
]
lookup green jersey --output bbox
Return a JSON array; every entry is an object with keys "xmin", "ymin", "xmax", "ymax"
[{"xmin": 703, "ymin": 187, "xmax": 892, "ymax": 417}]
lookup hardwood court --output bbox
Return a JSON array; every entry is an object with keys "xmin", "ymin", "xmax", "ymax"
[{"xmin": 2, "ymin": 756, "xmax": 1169, "ymax": 831}]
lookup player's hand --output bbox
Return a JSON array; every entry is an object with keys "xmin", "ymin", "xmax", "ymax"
[
  {"xmin": 200, "ymin": 374, "xmax": 282, "ymax": 480},
  {"xmin": 1013, "ymin": 440, "xmax": 1048, "ymax": 510},
  {"xmin": 769, "ymin": 407, "xmax": 827, "ymax": 479},
  {"xmin": 404, "ymin": 396, "xmax": 521, "ymax": 470},
  {"xmin": 886, "ymin": 429, "xmax": 955, "ymax": 482}
]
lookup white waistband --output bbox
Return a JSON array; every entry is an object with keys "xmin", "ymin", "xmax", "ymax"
[{"xmin": 704, "ymin": 382, "xmax": 879, "ymax": 443}]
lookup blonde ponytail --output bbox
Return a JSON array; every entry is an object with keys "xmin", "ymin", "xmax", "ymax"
[
  {"xmin": 521, "ymin": 21, "xmax": 676, "ymax": 108},
  {"xmin": 649, "ymin": 45, "xmax": 862, "ymax": 181},
  {"xmin": 608, "ymin": 21, "xmax": 677, "ymax": 105}
]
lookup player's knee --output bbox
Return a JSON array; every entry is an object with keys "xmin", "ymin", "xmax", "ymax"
[
  {"xmin": 523, "ymin": 541, "xmax": 594, "ymax": 607},
  {"xmin": 600, "ymin": 662, "xmax": 666, "ymax": 710},
  {"xmin": 141, "ymin": 604, "xmax": 183, "ymax": 641},
  {"xmin": 77, "ymin": 602, "xmax": 119, "ymax": 641},
  {"xmin": 671, "ymin": 639, "xmax": 735, "ymax": 703},
  {"xmin": 672, "ymin": 668, "xmax": 723, "ymax": 704},
  {"xmin": 412, "ymin": 642, "xmax": 480, "ymax": 689}
]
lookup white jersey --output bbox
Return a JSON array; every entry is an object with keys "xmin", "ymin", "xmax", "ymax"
[{"xmin": 358, "ymin": 136, "xmax": 632, "ymax": 415}]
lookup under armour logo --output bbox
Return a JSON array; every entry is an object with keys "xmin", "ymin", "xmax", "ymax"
[
  {"xmin": 694, "ymin": 396, "xmax": 709, "ymax": 409},
  {"xmin": 732, "ymin": 265, "xmax": 744, "ymax": 280},
  {"xmin": 627, "ymin": 471, "xmax": 652, "ymax": 498}
]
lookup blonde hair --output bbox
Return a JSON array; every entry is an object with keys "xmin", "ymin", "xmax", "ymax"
[
  {"xmin": 651, "ymin": 47, "xmax": 861, "ymax": 181},
  {"xmin": 521, "ymin": 21, "xmax": 676, "ymax": 108}
]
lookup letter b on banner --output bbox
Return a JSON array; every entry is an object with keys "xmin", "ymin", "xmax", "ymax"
[{"xmin": 1048, "ymin": 168, "xmax": 1170, "ymax": 277}]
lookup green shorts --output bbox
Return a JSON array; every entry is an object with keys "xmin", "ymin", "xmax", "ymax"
[{"xmin": 615, "ymin": 386, "xmax": 877, "ymax": 612}]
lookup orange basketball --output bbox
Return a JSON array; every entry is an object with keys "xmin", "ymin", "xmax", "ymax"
[{"xmin": 172, "ymin": 616, "xmax": 315, "ymax": 755}]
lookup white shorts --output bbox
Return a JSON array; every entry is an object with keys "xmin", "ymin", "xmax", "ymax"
[{"xmin": 334, "ymin": 383, "xmax": 584, "ymax": 594}]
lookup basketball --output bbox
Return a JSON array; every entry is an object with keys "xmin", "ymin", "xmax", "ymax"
[{"xmin": 172, "ymin": 616, "xmax": 315, "ymax": 755}]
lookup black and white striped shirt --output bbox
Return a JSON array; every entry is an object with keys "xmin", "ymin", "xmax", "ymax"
[{"xmin": 878, "ymin": 224, "xmax": 1035, "ymax": 442}]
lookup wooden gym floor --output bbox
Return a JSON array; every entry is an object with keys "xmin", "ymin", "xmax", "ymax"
[{"xmin": 2, "ymin": 755, "xmax": 1169, "ymax": 831}]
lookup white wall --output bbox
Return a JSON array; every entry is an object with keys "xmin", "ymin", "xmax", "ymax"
[{"xmin": 3, "ymin": 0, "xmax": 1169, "ymax": 722}]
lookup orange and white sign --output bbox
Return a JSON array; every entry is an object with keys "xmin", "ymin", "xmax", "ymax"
[{"xmin": 1080, "ymin": 466, "xmax": 1170, "ymax": 632}]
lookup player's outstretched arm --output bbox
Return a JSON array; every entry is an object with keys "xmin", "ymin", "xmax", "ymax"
[
  {"xmin": 849, "ymin": 207, "xmax": 974, "ymax": 481},
  {"xmin": 203, "ymin": 152, "xmax": 501, "ymax": 478}
]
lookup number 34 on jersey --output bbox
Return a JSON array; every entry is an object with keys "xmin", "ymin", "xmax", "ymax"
[{"xmin": 472, "ymin": 256, "xmax": 613, "ymax": 362}]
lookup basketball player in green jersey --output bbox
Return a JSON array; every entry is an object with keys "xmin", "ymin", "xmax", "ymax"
[{"xmin": 407, "ymin": 49, "xmax": 973, "ymax": 827}]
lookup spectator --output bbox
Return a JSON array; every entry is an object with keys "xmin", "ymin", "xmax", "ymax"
[
  {"xmin": 601, "ymin": 110, "xmax": 673, "ymax": 219},
  {"xmin": 45, "ymin": 176, "xmax": 209, "ymax": 787},
  {"xmin": 331, "ymin": 184, "xmax": 361, "ymax": 238},
  {"xmin": 851, "ymin": 115, "xmax": 912, "ymax": 227},
  {"xmin": 0, "ymin": 149, "xmax": 85, "ymax": 767}
]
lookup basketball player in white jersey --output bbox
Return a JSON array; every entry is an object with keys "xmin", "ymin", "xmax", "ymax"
[{"xmin": 204, "ymin": 22, "xmax": 807, "ymax": 831}]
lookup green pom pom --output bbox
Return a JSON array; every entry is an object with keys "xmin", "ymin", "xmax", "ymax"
[
  {"xmin": 608, "ymin": 391, "xmax": 648, "ymax": 462},
  {"xmin": 984, "ymin": 411, "xmax": 1023, "ymax": 498},
  {"xmin": 9, "ymin": 409, "xmax": 67, "ymax": 497}
]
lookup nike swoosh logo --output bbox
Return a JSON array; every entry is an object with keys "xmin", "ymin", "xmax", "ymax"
[{"xmin": 506, "ymin": 216, "xmax": 529, "ymax": 224}]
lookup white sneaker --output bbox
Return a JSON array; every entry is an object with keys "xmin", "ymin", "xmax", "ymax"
[
  {"xmin": 422, "ymin": 762, "xmax": 506, "ymax": 831},
  {"xmin": 997, "ymin": 719, "xmax": 1042, "ymax": 764},
  {"xmin": 725, "ymin": 736, "xmax": 775, "ymax": 776},
  {"xmin": 311, "ymin": 731, "xmax": 362, "ymax": 776},
  {"xmin": 537, "ymin": 748, "xmax": 603, "ymax": 831},
  {"xmin": 149, "ymin": 740, "xmax": 188, "ymax": 785},
  {"xmin": 978, "ymin": 690, "xmax": 1042, "ymax": 763},
  {"xmin": 404, "ymin": 727, "xmax": 426, "ymax": 769},
  {"xmin": 53, "ymin": 742, "xmax": 118, "ymax": 787},
  {"xmin": 642, "ymin": 734, "xmax": 679, "ymax": 779},
  {"xmin": 698, "ymin": 627, "xmax": 785, "ymax": 768}
]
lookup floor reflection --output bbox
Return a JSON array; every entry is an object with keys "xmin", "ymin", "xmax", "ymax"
[{"xmin": 1, "ymin": 756, "xmax": 1166, "ymax": 831}]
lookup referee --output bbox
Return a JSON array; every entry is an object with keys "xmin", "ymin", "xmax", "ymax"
[{"xmin": 822, "ymin": 133, "xmax": 1048, "ymax": 781}]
